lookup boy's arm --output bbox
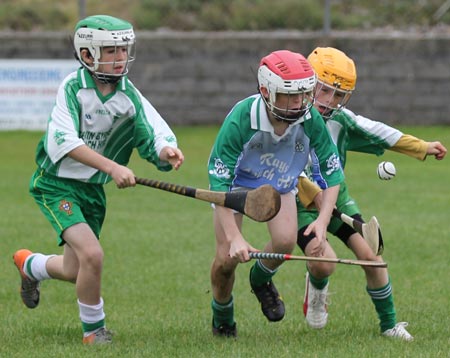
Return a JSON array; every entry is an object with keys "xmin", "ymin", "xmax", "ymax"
[
  {"xmin": 134, "ymin": 96, "xmax": 180, "ymax": 170},
  {"xmin": 208, "ymin": 118, "xmax": 244, "ymax": 192},
  {"xmin": 68, "ymin": 145, "xmax": 135, "ymax": 188},
  {"xmin": 317, "ymin": 184, "xmax": 340, "ymax": 227},
  {"xmin": 389, "ymin": 134, "xmax": 429, "ymax": 160},
  {"xmin": 303, "ymin": 184, "xmax": 340, "ymax": 256},
  {"xmin": 214, "ymin": 206, "xmax": 258, "ymax": 263},
  {"xmin": 297, "ymin": 176, "xmax": 322, "ymax": 209},
  {"xmin": 390, "ymin": 134, "xmax": 447, "ymax": 160},
  {"xmin": 344, "ymin": 109, "xmax": 447, "ymax": 161}
]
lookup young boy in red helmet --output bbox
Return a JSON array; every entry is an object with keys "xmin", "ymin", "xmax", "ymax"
[{"xmin": 207, "ymin": 49, "xmax": 344, "ymax": 337}]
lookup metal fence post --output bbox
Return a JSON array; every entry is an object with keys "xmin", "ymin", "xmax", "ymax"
[{"xmin": 323, "ymin": 0, "xmax": 331, "ymax": 35}]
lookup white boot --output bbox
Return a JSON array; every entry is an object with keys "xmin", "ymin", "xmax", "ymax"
[
  {"xmin": 382, "ymin": 322, "xmax": 414, "ymax": 341},
  {"xmin": 303, "ymin": 272, "xmax": 329, "ymax": 329}
]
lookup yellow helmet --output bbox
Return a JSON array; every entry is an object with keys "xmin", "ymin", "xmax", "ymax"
[{"xmin": 307, "ymin": 47, "xmax": 356, "ymax": 91}]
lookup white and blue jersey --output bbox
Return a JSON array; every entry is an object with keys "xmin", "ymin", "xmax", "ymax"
[{"xmin": 208, "ymin": 94, "xmax": 344, "ymax": 194}]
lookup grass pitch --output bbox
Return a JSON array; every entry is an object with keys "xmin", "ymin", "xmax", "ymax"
[{"xmin": 1, "ymin": 126, "xmax": 449, "ymax": 357}]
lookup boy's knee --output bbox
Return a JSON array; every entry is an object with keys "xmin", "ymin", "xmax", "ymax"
[
  {"xmin": 308, "ymin": 262, "xmax": 336, "ymax": 278},
  {"xmin": 81, "ymin": 248, "xmax": 104, "ymax": 271}
]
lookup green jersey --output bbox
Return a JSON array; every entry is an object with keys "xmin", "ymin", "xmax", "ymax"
[
  {"xmin": 298, "ymin": 107, "xmax": 405, "ymax": 230},
  {"xmin": 208, "ymin": 94, "xmax": 344, "ymax": 193},
  {"xmin": 34, "ymin": 68, "xmax": 178, "ymax": 184},
  {"xmin": 327, "ymin": 108, "xmax": 403, "ymax": 170}
]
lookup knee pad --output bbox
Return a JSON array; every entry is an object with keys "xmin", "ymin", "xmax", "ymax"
[
  {"xmin": 335, "ymin": 213, "xmax": 364, "ymax": 245},
  {"xmin": 297, "ymin": 226, "xmax": 317, "ymax": 252}
]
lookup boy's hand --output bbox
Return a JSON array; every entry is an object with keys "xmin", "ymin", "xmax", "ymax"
[
  {"xmin": 303, "ymin": 219, "xmax": 328, "ymax": 256},
  {"xmin": 160, "ymin": 146, "xmax": 184, "ymax": 170},
  {"xmin": 110, "ymin": 164, "xmax": 136, "ymax": 188},
  {"xmin": 229, "ymin": 235, "xmax": 259, "ymax": 263},
  {"xmin": 427, "ymin": 141, "xmax": 447, "ymax": 160}
]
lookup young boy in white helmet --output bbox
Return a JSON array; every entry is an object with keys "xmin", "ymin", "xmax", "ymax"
[
  {"xmin": 13, "ymin": 15, "xmax": 184, "ymax": 344},
  {"xmin": 207, "ymin": 49, "xmax": 344, "ymax": 337},
  {"xmin": 297, "ymin": 47, "xmax": 447, "ymax": 341}
]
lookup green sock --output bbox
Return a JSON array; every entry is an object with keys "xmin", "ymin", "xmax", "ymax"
[
  {"xmin": 211, "ymin": 296, "xmax": 234, "ymax": 328},
  {"xmin": 367, "ymin": 280, "xmax": 396, "ymax": 332},
  {"xmin": 24, "ymin": 255, "xmax": 37, "ymax": 280},
  {"xmin": 307, "ymin": 269, "xmax": 329, "ymax": 290},
  {"xmin": 81, "ymin": 319, "xmax": 105, "ymax": 334},
  {"xmin": 249, "ymin": 260, "xmax": 277, "ymax": 287}
]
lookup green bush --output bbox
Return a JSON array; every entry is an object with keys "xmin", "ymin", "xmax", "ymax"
[
  {"xmin": 0, "ymin": 0, "xmax": 76, "ymax": 31},
  {"xmin": 1, "ymin": 0, "xmax": 449, "ymax": 31},
  {"xmin": 228, "ymin": 0, "xmax": 323, "ymax": 31}
]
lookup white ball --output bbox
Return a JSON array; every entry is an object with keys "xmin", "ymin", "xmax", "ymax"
[{"xmin": 377, "ymin": 161, "xmax": 396, "ymax": 180}]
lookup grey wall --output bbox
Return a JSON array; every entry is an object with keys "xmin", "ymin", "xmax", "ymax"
[{"xmin": 2, "ymin": 30, "xmax": 450, "ymax": 126}]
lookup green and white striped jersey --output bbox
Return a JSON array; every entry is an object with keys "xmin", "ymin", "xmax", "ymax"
[
  {"xmin": 326, "ymin": 108, "xmax": 403, "ymax": 170},
  {"xmin": 34, "ymin": 68, "xmax": 178, "ymax": 184},
  {"xmin": 302, "ymin": 107, "xmax": 404, "ymax": 200}
]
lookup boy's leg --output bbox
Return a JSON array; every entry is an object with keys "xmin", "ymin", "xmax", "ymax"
[
  {"xmin": 301, "ymin": 239, "xmax": 336, "ymax": 329},
  {"xmin": 297, "ymin": 197, "xmax": 337, "ymax": 330},
  {"xmin": 211, "ymin": 296, "xmax": 237, "ymax": 338},
  {"xmin": 210, "ymin": 210, "xmax": 241, "ymax": 337},
  {"xmin": 61, "ymin": 223, "xmax": 103, "ymax": 304},
  {"xmin": 25, "ymin": 172, "xmax": 110, "ymax": 343},
  {"xmin": 210, "ymin": 255, "xmax": 238, "ymax": 338},
  {"xmin": 249, "ymin": 193, "xmax": 297, "ymax": 322},
  {"xmin": 61, "ymin": 223, "xmax": 110, "ymax": 343},
  {"xmin": 13, "ymin": 249, "xmax": 44, "ymax": 309},
  {"xmin": 347, "ymin": 233, "xmax": 413, "ymax": 341},
  {"xmin": 249, "ymin": 260, "xmax": 284, "ymax": 322}
]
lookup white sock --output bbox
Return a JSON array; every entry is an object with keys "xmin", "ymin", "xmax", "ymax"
[
  {"xmin": 78, "ymin": 298, "xmax": 106, "ymax": 325},
  {"xmin": 24, "ymin": 253, "xmax": 54, "ymax": 281}
]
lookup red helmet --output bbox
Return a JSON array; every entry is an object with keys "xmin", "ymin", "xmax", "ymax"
[{"xmin": 258, "ymin": 50, "xmax": 316, "ymax": 123}]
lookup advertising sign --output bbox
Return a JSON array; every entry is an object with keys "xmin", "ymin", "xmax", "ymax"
[{"xmin": 0, "ymin": 59, "xmax": 78, "ymax": 130}]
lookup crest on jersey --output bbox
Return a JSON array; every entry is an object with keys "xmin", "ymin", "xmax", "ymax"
[
  {"xmin": 209, "ymin": 158, "xmax": 230, "ymax": 179},
  {"xmin": 295, "ymin": 141, "xmax": 305, "ymax": 152},
  {"xmin": 325, "ymin": 153, "xmax": 341, "ymax": 175},
  {"xmin": 54, "ymin": 130, "xmax": 66, "ymax": 145},
  {"xmin": 59, "ymin": 199, "xmax": 73, "ymax": 215}
]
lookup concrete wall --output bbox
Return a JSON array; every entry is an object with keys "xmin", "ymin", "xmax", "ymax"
[{"xmin": 2, "ymin": 30, "xmax": 450, "ymax": 126}]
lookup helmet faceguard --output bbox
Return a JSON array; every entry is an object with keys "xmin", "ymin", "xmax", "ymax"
[
  {"xmin": 73, "ymin": 15, "xmax": 136, "ymax": 84},
  {"xmin": 258, "ymin": 50, "xmax": 316, "ymax": 124},
  {"xmin": 314, "ymin": 80, "xmax": 353, "ymax": 120},
  {"xmin": 307, "ymin": 47, "xmax": 356, "ymax": 120}
]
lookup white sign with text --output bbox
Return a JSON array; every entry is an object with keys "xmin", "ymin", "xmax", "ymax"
[{"xmin": 0, "ymin": 59, "xmax": 79, "ymax": 130}]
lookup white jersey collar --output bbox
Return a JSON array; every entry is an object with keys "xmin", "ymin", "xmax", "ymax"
[{"xmin": 250, "ymin": 94, "xmax": 301, "ymax": 140}]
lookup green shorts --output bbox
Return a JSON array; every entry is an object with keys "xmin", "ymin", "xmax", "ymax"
[
  {"xmin": 297, "ymin": 182, "xmax": 361, "ymax": 235},
  {"xmin": 29, "ymin": 170, "xmax": 106, "ymax": 246}
]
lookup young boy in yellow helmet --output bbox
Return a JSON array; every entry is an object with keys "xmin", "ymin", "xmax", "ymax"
[{"xmin": 297, "ymin": 47, "xmax": 447, "ymax": 341}]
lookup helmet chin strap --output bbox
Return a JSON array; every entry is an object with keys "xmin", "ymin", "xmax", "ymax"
[
  {"xmin": 271, "ymin": 109, "xmax": 307, "ymax": 124},
  {"xmin": 92, "ymin": 72, "xmax": 122, "ymax": 84},
  {"xmin": 91, "ymin": 57, "xmax": 130, "ymax": 85}
]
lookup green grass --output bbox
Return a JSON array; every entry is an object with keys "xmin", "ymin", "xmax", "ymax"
[{"xmin": 1, "ymin": 126, "xmax": 449, "ymax": 357}]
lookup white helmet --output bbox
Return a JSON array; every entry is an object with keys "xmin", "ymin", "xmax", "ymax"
[
  {"xmin": 258, "ymin": 50, "xmax": 316, "ymax": 123},
  {"xmin": 73, "ymin": 15, "xmax": 136, "ymax": 84}
]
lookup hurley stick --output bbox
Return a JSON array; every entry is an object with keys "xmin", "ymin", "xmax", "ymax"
[
  {"xmin": 249, "ymin": 252, "xmax": 387, "ymax": 268},
  {"xmin": 332, "ymin": 209, "xmax": 384, "ymax": 255},
  {"xmin": 135, "ymin": 177, "xmax": 281, "ymax": 222}
]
